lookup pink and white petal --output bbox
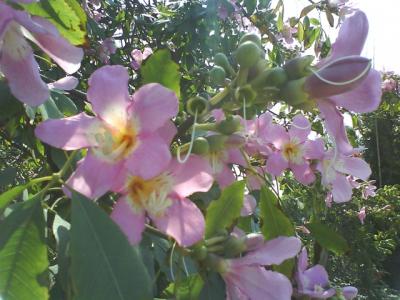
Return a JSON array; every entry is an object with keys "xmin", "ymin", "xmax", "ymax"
[
  {"xmin": 329, "ymin": 70, "xmax": 382, "ymax": 113},
  {"xmin": 319, "ymin": 11, "xmax": 368, "ymax": 66},
  {"xmin": 212, "ymin": 108, "xmax": 226, "ymax": 122},
  {"xmin": 25, "ymin": 17, "xmax": 83, "ymax": 74},
  {"xmin": 240, "ymin": 236, "xmax": 301, "ymax": 266},
  {"xmin": 131, "ymin": 83, "xmax": 178, "ymax": 133},
  {"xmin": 303, "ymin": 138, "xmax": 325, "ymax": 160},
  {"xmin": 111, "ymin": 197, "xmax": 146, "ymax": 245},
  {"xmin": 170, "ymin": 155, "xmax": 213, "ymax": 198},
  {"xmin": 302, "ymin": 265, "xmax": 330, "ymax": 290},
  {"xmin": 227, "ymin": 148, "xmax": 247, "ymax": 166},
  {"xmin": 266, "ymin": 124, "xmax": 289, "ymax": 149},
  {"xmin": 337, "ymin": 157, "xmax": 371, "ymax": 181},
  {"xmin": 317, "ymin": 99, "xmax": 353, "ymax": 155},
  {"xmin": 266, "ymin": 152, "xmax": 289, "ymax": 176},
  {"xmin": 35, "ymin": 113, "xmax": 100, "ymax": 150},
  {"xmin": 152, "ymin": 197, "xmax": 205, "ymax": 247},
  {"xmin": 87, "ymin": 65, "xmax": 131, "ymax": 126},
  {"xmin": 226, "ymin": 266, "xmax": 293, "ymax": 300},
  {"xmin": 216, "ymin": 165, "xmax": 235, "ymax": 188},
  {"xmin": 142, "ymin": 47, "xmax": 153, "ymax": 60},
  {"xmin": 291, "ymin": 162, "xmax": 316, "ymax": 185},
  {"xmin": 332, "ymin": 174, "xmax": 353, "ymax": 203},
  {"xmin": 289, "ymin": 114, "xmax": 311, "ymax": 142},
  {"xmin": 65, "ymin": 152, "xmax": 125, "ymax": 199},
  {"xmin": 257, "ymin": 112, "xmax": 273, "ymax": 136},
  {"xmin": 0, "ymin": 35, "xmax": 49, "ymax": 106},
  {"xmin": 241, "ymin": 194, "xmax": 257, "ymax": 216},
  {"xmin": 246, "ymin": 171, "xmax": 263, "ymax": 191},
  {"xmin": 48, "ymin": 76, "xmax": 78, "ymax": 91},
  {"xmin": 125, "ymin": 135, "xmax": 171, "ymax": 180},
  {"xmin": 156, "ymin": 120, "xmax": 177, "ymax": 145}
]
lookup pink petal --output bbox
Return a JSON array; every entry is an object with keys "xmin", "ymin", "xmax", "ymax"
[
  {"xmin": 131, "ymin": 83, "xmax": 178, "ymax": 133},
  {"xmin": 170, "ymin": 155, "xmax": 213, "ymax": 198},
  {"xmin": 111, "ymin": 197, "xmax": 145, "ymax": 245},
  {"xmin": 332, "ymin": 174, "xmax": 353, "ymax": 203},
  {"xmin": 26, "ymin": 17, "xmax": 83, "ymax": 74},
  {"xmin": 0, "ymin": 31, "xmax": 49, "ymax": 106},
  {"xmin": 125, "ymin": 135, "xmax": 171, "ymax": 180},
  {"xmin": 291, "ymin": 162, "xmax": 315, "ymax": 185},
  {"xmin": 225, "ymin": 266, "xmax": 293, "ymax": 300},
  {"xmin": 301, "ymin": 265, "xmax": 330, "ymax": 290},
  {"xmin": 338, "ymin": 157, "xmax": 371, "ymax": 180},
  {"xmin": 216, "ymin": 165, "xmax": 235, "ymax": 188},
  {"xmin": 241, "ymin": 194, "xmax": 257, "ymax": 216},
  {"xmin": 156, "ymin": 120, "xmax": 177, "ymax": 145},
  {"xmin": 266, "ymin": 124, "xmax": 289, "ymax": 149},
  {"xmin": 266, "ymin": 152, "xmax": 289, "ymax": 176},
  {"xmin": 152, "ymin": 197, "xmax": 205, "ymax": 247},
  {"xmin": 257, "ymin": 112, "xmax": 273, "ymax": 137},
  {"xmin": 289, "ymin": 114, "xmax": 311, "ymax": 142},
  {"xmin": 329, "ymin": 70, "xmax": 382, "ymax": 113},
  {"xmin": 87, "ymin": 65, "xmax": 132, "ymax": 126},
  {"xmin": 342, "ymin": 286, "xmax": 358, "ymax": 300},
  {"xmin": 227, "ymin": 148, "xmax": 247, "ymax": 166},
  {"xmin": 142, "ymin": 47, "xmax": 153, "ymax": 60},
  {"xmin": 319, "ymin": 11, "xmax": 368, "ymax": 66},
  {"xmin": 0, "ymin": 4, "xmax": 13, "ymax": 40},
  {"xmin": 35, "ymin": 113, "xmax": 100, "ymax": 150},
  {"xmin": 48, "ymin": 76, "xmax": 78, "ymax": 91},
  {"xmin": 65, "ymin": 152, "xmax": 125, "ymax": 199},
  {"xmin": 303, "ymin": 138, "xmax": 325, "ymax": 160},
  {"xmin": 297, "ymin": 248, "xmax": 309, "ymax": 273},
  {"xmin": 240, "ymin": 236, "xmax": 301, "ymax": 266},
  {"xmin": 211, "ymin": 108, "xmax": 226, "ymax": 122},
  {"xmin": 317, "ymin": 99, "xmax": 353, "ymax": 155}
]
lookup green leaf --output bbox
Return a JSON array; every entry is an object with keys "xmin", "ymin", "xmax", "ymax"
[
  {"xmin": 199, "ymin": 272, "xmax": 225, "ymax": 300},
  {"xmin": 0, "ymin": 80, "xmax": 23, "ymax": 120},
  {"xmin": 70, "ymin": 192, "xmax": 152, "ymax": 300},
  {"xmin": 51, "ymin": 91, "xmax": 78, "ymax": 116},
  {"xmin": 277, "ymin": 11, "xmax": 284, "ymax": 31},
  {"xmin": 297, "ymin": 22, "xmax": 304, "ymax": 42},
  {"xmin": 0, "ymin": 198, "xmax": 49, "ymax": 300},
  {"xmin": 300, "ymin": 4, "xmax": 316, "ymax": 18},
  {"xmin": 141, "ymin": 49, "xmax": 181, "ymax": 98},
  {"xmin": 165, "ymin": 274, "xmax": 204, "ymax": 300},
  {"xmin": 38, "ymin": 98, "xmax": 64, "ymax": 119},
  {"xmin": 259, "ymin": 186, "xmax": 294, "ymax": 240},
  {"xmin": 306, "ymin": 222, "xmax": 349, "ymax": 255},
  {"xmin": 325, "ymin": 10, "xmax": 335, "ymax": 27},
  {"xmin": 0, "ymin": 185, "xmax": 28, "ymax": 213},
  {"xmin": 23, "ymin": 0, "xmax": 88, "ymax": 46},
  {"xmin": 205, "ymin": 181, "xmax": 245, "ymax": 238},
  {"xmin": 244, "ymin": 0, "xmax": 257, "ymax": 15},
  {"xmin": 0, "ymin": 167, "xmax": 17, "ymax": 187}
]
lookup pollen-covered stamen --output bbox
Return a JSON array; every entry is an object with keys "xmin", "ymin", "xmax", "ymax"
[
  {"xmin": 126, "ymin": 174, "xmax": 174, "ymax": 217},
  {"xmin": 282, "ymin": 139, "xmax": 304, "ymax": 164}
]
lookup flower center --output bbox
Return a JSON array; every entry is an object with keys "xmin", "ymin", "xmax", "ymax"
[
  {"xmin": 126, "ymin": 174, "xmax": 173, "ymax": 217},
  {"xmin": 282, "ymin": 140, "xmax": 303, "ymax": 164}
]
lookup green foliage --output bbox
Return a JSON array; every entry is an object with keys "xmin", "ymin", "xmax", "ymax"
[
  {"xmin": 70, "ymin": 192, "xmax": 152, "ymax": 300},
  {"xmin": 306, "ymin": 222, "xmax": 349, "ymax": 255},
  {"xmin": 0, "ymin": 198, "xmax": 48, "ymax": 300},
  {"xmin": 142, "ymin": 49, "xmax": 181, "ymax": 98}
]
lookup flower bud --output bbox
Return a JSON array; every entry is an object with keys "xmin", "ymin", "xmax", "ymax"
[
  {"xmin": 234, "ymin": 84, "xmax": 257, "ymax": 103},
  {"xmin": 243, "ymin": 233, "xmax": 265, "ymax": 251},
  {"xmin": 192, "ymin": 137, "xmax": 210, "ymax": 155},
  {"xmin": 216, "ymin": 115, "xmax": 242, "ymax": 135},
  {"xmin": 239, "ymin": 33, "xmax": 262, "ymax": 48},
  {"xmin": 283, "ymin": 55, "xmax": 314, "ymax": 80},
  {"xmin": 209, "ymin": 66, "xmax": 226, "ymax": 86},
  {"xmin": 235, "ymin": 41, "xmax": 262, "ymax": 68},
  {"xmin": 191, "ymin": 244, "xmax": 208, "ymax": 261},
  {"xmin": 214, "ymin": 53, "xmax": 235, "ymax": 75},
  {"xmin": 187, "ymin": 96, "xmax": 209, "ymax": 117},
  {"xmin": 280, "ymin": 77, "xmax": 313, "ymax": 109},
  {"xmin": 250, "ymin": 67, "xmax": 288, "ymax": 89},
  {"xmin": 206, "ymin": 135, "xmax": 228, "ymax": 152},
  {"xmin": 223, "ymin": 236, "xmax": 247, "ymax": 258},
  {"xmin": 304, "ymin": 56, "xmax": 371, "ymax": 98}
]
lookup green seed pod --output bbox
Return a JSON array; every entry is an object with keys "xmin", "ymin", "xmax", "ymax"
[
  {"xmin": 191, "ymin": 244, "xmax": 208, "ymax": 261},
  {"xmin": 206, "ymin": 135, "xmax": 228, "ymax": 152},
  {"xmin": 187, "ymin": 96, "xmax": 209, "ymax": 117},
  {"xmin": 250, "ymin": 67, "xmax": 288, "ymax": 89},
  {"xmin": 283, "ymin": 55, "xmax": 315, "ymax": 80},
  {"xmin": 234, "ymin": 84, "xmax": 257, "ymax": 103},
  {"xmin": 239, "ymin": 33, "xmax": 262, "ymax": 48},
  {"xmin": 209, "ymin": 66, "xmax": 226, "ymax": 86},
  {"xmin": 234, "ymin": 41, "xmax": 261, "ymax": 68},
  {"xmin": 279, "ymin": 77, "xmax": 313, "ymax": 109},
  {"xmin": 214, "ymin": 53, "xmax": 235, "ymax": 75},
  {"xmin": 216, "ymin": 115, "xmax": 241, "ymax": 135},
  {"xmin": 223, "ymin": 236, "xmax": 247, "ymax": 258},
  {"xmin": 192, "ymin": 137, "xmax": 210, "ymax": 155}
]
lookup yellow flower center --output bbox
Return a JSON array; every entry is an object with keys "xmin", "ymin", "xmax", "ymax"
[{"xmin": 282, "ymin": 140, "xmax": 304, "ymax": 164}]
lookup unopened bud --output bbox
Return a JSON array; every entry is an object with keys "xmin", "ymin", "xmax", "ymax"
[
  {"xmin": 215, "ymin": 53, "xmax": 235, "ymax": 75},
  {"xmin": 191, "ymin": 244, "xmax": 208, "ymax": 261},
  {"xmin": 235, "ymin": 41, "xmax": 262, "ymax": 68},
  {"xmin": 234, "ymin": 84, "xmax": 257, "ymax": 103},
  {"xmin": 283, "ymin": 55, "xmax": 314, "ymax": 80},
  {"xmin": 209, "ymin": 66, "xmax": 226, "ymax": 86},
  {"xmin": 187, "ymin": 96, "xmax": 209, "ymax": 117},
  {"xmin": 216, "ymin": 115, "xmax": 242, "ymax": 135},
  {"xmin": 280, "ymin": 78, "xmax": 312, "ymax": 108},
  {"xmin": 192, "ymin": 137, "xmax": 210, "ymax": 155},
  {"xmin": 206, "ymin": 135, "xmax": 228, "ymax": 152},
  {"xmin": 251, "ymin": 67, "xmax": 288, "ymax": 89},
  {"xmin": 304, "ymin": 56, "xmax": 371, "ymax": 98},
  {"xmin": 223, "ymin": 236, "xmax": 247, "ymax": 258},
  {"xmin": 239, "ymin": 33, "xmax": 262, "ymax": 48}
]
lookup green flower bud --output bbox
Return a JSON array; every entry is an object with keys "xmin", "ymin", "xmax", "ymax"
[
  {"xmin": 239, "ymin": 33, "xmax": 262, "ymax": 48},
  {"xmin": 250, "ymin": 67, "xmax": 288, "ymax": 89},
  {"xmin": 216, "ymin": 115, "xmax": 241, "ymax": 135},
  {"xmin": 234, "ymin": 84, "xmax": 257, "ymax": 103},
  {"xmin": 214, "ymin": 53, "xmax": 235, "ymax": 75},
  {"xmin": 209, "ymin": 66, "xmax": 226, "ymax": 85},
  {"xmin": 206, "ymin": 135, "xmax": 228, "ymax": 152},
  {"xmin": 279, "ymin": 78, "xmax": 314, "ymax": 109},
  {"xmin": 192, "ymin": 137, "xmax": 210, "ymax": 155},
  {"xmin": 283, "ymin": 55, "xmax": 315, "ymax": 80},
  {"xmin": 234, "ymin": 41, "xmax": 261, "ymax": 68},
  {"xmin": 187, "ymin": 96, "xmax": 209, "ymax": 117},
  {"xmin": 191, "ymin": 244, "xmax": 208, "ymax": 261},
  {"xmin": 223, "ymin": 236, "xmax": 247, "ymax": 258}
]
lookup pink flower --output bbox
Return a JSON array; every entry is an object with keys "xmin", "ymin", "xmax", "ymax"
[
  {"xmin": 358, "ymin": 206, "xmax": 366, "ymax": 225},
  {"xmin": 47, "ymin": 76, "xmax": 79, "ymax": 91},
  {"xmin": 242, "ymin": 112, "xmax": 274, "ymax": 156},
  {"xmin": 130, "ymin": 47, "xmax": 153, "ymax": 70},
  {"xmin": 111, "ymin": 155, "xmax": 213, "ymax": 247},
  {"xmin": 98, "ymin": 37, "xmax": 117, "ymax": 64},
  {"xmin": 221, "ymin": 236, "xmax": 301, "ymax": 300},
  {"xmin": 35, "ymin": 65, "xmax": 178, "ymax": 199},
  {"xmin": 265, "ymin": 115, "xmax": 325, "ymax": 185},
  {"xmin": 317, "ymin": 150, "xmax": 371, "ymax": 203},
  {"xmin": 0, "ymin": 2, "xmax": 83, "ymax": 106},
  {"xmin": 240, "ymin": 194, "xmax": 257, "ymax": 216},
  {"xmin": 382, "ymin": 78, "xmax": 397, "ymax": 92},
  {"xmin": 305, "ymin": 11, "xmax": 382, "ymax": 154},
  {"xmin": 362, "ymin": 181, "xmax": 377, "ymax": 199}
]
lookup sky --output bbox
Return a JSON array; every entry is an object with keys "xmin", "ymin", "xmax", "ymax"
[{"xmin": 275, "ymin": 0, "xmax": 400, "ymax": 73}]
